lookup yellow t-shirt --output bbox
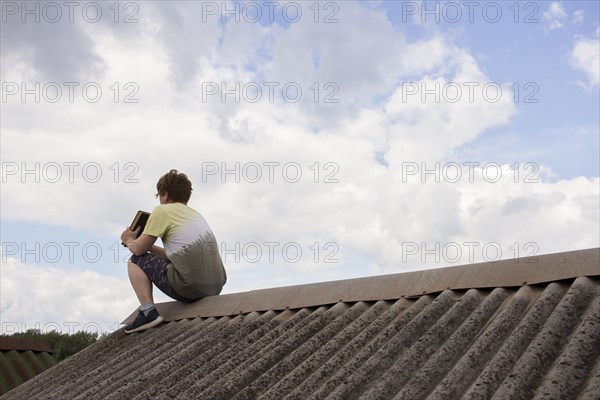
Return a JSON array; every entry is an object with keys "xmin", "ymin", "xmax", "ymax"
[{"xmin": 143, "ymin": 203, "xmax": 227, "ymax": 299}]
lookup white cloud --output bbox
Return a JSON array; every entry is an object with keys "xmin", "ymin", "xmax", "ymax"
[
  {"xmin": 1, "ymin": 1, "xmax": 598, "ymax": 328},
  {"xmin": 544, "ymin": 2, "xmax": 568, "ymax": 30},
  {"xmin": 570, "ymin": 31, "xmax": 600, "ymax": 90},
  {"xmin": 0, "ymin": 256, "xmax": 140, "ymax": 334},
  {"xmin": 0, "ymin": 1, "xmax": 515, "ymax": 239},
  {"xmin": 573, "ymin": 9, "xmax": 584, "ymax": 24},
  {"xmin": 0, "ymin": 18, "xmax": 105, "ymax": 82},
  {"xmin": 456, "ymin": 174, "xmax": 599, "ymax": 255}
]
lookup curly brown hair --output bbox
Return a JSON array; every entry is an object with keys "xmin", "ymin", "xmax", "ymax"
[{"xmin": 156, "ymin": 169, "xmax": 192, "ymax": 203}]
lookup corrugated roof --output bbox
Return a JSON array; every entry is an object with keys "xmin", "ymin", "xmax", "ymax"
[
  {"xmin": 0, "ymin": 340, "xmax": 55, "ymax": 396},
  {"xmin": 2, "ymin": 248, "xmax": 599, "ymax": 400},
  {"xmin": 0, "ymin": 339, "xmax": 53, "ymax": 354}
]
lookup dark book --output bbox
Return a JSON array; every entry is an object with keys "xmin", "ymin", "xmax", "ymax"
[{"xmin": 122, "ymin": 210, "xmax": 150, "ymax": 246}]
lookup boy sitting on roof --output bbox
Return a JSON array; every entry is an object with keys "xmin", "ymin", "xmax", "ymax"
[{"xmin": 120, "ymin": 169, "xmax": 227, "ymax": 333}]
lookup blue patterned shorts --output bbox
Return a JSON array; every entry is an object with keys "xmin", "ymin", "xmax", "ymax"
[{"xmin": 130, "ymin": 253, "xmax": 195, "ymax": 303}]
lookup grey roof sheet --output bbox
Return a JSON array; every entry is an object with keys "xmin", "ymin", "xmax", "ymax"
[
  {"xmin": 0, "ymin": 339, "xmax": 53, "ymax": 354},
  {"xmin": 0, "ymin": 341, "xmax": 55, "ymax": 395},
  {"xmin": 3, "ymin": 248, "xmax": 599, "ymax": 400}
]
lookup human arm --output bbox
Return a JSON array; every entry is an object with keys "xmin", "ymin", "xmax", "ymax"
[
  {"xmin": 121, "ymin": 227, "xmax": 158, "ymax": 256},
  {"xmin": 149, "ymin": 245, "xmax": 167, "ymax": 258}
]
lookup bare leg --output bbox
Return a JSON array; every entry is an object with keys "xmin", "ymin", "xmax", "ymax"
[{"xmin": 128, "ymin": 260, "xmax": 154, "ymax": 305}]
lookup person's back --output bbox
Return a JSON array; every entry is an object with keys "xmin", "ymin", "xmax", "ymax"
[
  {"xmin": 120, "ymin": 169, "xmax": 226, "ymax": 333},
  {"xmin": 144, "ymin": 202, "xmax": 227, "ymax": 299}
]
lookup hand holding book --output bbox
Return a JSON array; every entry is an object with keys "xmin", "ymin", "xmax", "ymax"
[{"xmin": 121, "ymin": 210, "xmax": 150, "ymax": 246}]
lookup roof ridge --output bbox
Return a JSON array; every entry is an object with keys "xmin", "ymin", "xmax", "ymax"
[{"xmin": 124, "ymin": 247, "xmax": 599, "ymax": 324}]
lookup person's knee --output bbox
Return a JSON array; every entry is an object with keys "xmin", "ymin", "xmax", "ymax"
[{"xmin": 128, "ymin": 260, "xmax": 141, "ymax": 273}]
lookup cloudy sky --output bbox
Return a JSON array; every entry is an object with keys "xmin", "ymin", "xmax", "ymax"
[{"xmin": 1, "ymin": 0, "xmax": 598, "ymax": 334}]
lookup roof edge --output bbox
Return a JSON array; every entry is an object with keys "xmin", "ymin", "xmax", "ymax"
[
  {"xmin": 123, "ymin": 247, "xmax": 600, "ymax": 324},
  {"xmin": 0, "ymin": 338, "xmax": 54, "ymax": 353}
]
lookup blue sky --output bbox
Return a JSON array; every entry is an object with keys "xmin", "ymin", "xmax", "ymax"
[
  {"xmin": 1, "ymin": 1, "xmax": 598, "ymax": 334},
  {"xmin": 395, "ymin": 0, "xmax": 599, "ymax": 179}
]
